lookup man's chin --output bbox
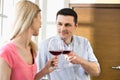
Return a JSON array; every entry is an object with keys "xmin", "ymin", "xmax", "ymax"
[{"xmin": 60, "ymin": 36, "xmax": 67, "ymax": 40}]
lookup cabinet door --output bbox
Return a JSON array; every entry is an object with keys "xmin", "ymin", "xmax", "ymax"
[{"xmin": 70, "ymin": 4, "xmax": 120, "ymax": 80}]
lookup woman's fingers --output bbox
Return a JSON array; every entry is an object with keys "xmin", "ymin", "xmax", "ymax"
[{"xmin": 50, "ymin": 56, "xmax": 58, "ymax": 67}]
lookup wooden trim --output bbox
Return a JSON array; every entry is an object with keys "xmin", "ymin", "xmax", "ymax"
[{"xmin": 69, "ymin": 4, "xmax": 120, "ymax": 9}]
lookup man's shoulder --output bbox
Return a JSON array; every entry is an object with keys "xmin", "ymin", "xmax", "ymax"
[
  {"xmin": 73, "ymin": 35, "xmax": 91, "ymax": 45},
  {"xmin": 74, "ymin": 35, "xmax": 88, "ymax": 41}
]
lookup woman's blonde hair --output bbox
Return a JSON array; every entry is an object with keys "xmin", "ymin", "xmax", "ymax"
[{"xmin": 10, "ymin": 0, "xmax": 41, "ymax": 56}]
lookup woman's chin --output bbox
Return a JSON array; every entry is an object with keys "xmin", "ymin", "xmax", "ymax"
[{"xmin": 33, "ymin": 33, "xmax": 39, "ymax": 36}]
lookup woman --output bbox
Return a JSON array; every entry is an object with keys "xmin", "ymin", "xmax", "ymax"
[{"xmin": 0, "ymin": 0, "xmax": 58, "ymax": 80}]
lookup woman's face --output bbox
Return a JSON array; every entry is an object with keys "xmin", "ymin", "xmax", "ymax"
[{"xmin": 31, "ymin": 12, "xmax": 41, "ymax": 36}]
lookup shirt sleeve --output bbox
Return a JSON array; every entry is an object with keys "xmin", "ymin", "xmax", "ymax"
[
  {"xmin": 85, "ymin": 39, "xmax": 100, "ymax": 70},
  {"xmin": 86, "ymin": 40, "xmax": 97, "ymax": 62},
  {"xmin": 0, "ymin": 46, "xmax": 14, "ymax": 68}
]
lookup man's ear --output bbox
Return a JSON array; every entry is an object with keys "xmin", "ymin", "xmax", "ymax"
[
  {"xmin": 74, "ymin": 23, "xmax": 78, "ymax": 33},
  {"xmin": 75, "ymin": 23, "xmax": 78, "ymax": 28}
]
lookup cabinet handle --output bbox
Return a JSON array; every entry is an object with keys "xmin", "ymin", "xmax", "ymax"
[{"xmin": 112, "ymin": 66, "xmax": 120, "ymax": 70}]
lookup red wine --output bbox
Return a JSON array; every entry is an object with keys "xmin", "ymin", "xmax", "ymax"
[
  {"xmin": 49, "ymin": 51, "xmax": 62, "ymax": 56},
  {"xmin": 63, "ymin": 50, "xmax": 71, "ymax": 54}
]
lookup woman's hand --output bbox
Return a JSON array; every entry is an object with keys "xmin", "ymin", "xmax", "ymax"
[
  {"xmin": 44, "ymin": 56, "xmax": 58, "ymax": 73},
  {"xmin": 34, "ymin": 57, "xmax": 58, "ymax": 80}
]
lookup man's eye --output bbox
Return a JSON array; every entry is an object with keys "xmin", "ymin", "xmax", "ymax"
[{"xmin": 65, "ymin": 24, "xmax": 71, "ymax": 27}]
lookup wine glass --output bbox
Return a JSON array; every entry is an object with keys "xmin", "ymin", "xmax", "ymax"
[
  {"xmin": 48, "ymin": 38, "xmax": 63, "ymax": 70},
  {"xmin": 63, "ymin": 44, "xmax": 72, "ymax": 60},
  {"xmin": 62, "ymin": 43, "xmax": 75, "ymax": 68}
]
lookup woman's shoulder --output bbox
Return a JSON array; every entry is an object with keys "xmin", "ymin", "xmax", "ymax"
[
  {"xmin": 0, "ymin": 41, "xmax": 17, "ymax": 68},
  {"xmin": 0, "ymin": 41, "xmax": 16, "ymax": 54}
]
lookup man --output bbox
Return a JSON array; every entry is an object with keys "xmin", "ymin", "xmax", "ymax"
[{"xmin": 37, "ymin": 8, "xmax": 100, "ymax": 80}]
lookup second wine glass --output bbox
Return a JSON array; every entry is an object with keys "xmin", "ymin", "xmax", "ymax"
[{"xmin": 62, "ymin": 43, "xmax": 74, "ymax": 68}]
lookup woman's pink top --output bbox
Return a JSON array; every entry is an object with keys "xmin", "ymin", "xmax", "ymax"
[{"xmin": 0, "ymin": 41, "xmax": 37, "ymax": 80}]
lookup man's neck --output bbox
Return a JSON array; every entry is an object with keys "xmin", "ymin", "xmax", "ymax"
[{"xmin": 63, "ymin": 36, "xmax": 73, "ymax": 45}]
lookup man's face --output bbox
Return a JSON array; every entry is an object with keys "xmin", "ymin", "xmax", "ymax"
[{"xmin": 56, "ymin": 15, "xmax": 77, "ymax": 40}]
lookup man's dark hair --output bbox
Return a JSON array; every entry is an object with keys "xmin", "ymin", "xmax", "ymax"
[{"xmin": 56, "ymin": 8, "xmax": 78, "ymax": 24}]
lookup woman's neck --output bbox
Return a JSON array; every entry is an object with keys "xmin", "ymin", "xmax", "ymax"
[{"xmin": 12, "ymin": 31, "xmax": 32, "ymax": 49}]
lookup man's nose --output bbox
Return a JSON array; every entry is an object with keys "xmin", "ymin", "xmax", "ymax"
[{"xmin": 61, "ymin": 25, "xmax": 66, "ymax": 30}]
